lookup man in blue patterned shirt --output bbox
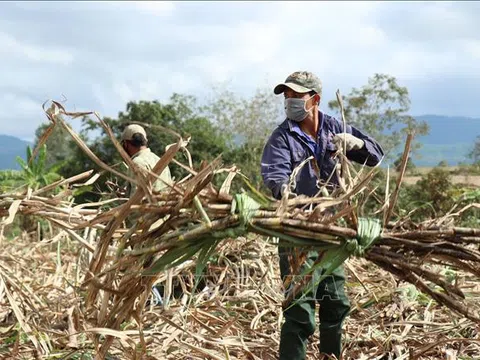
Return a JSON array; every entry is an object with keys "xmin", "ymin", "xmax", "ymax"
[{"xmin": 261, "ymin": 71, "xmax": 384, "ymax": 359}]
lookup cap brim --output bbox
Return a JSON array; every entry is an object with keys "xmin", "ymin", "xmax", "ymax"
[{"xmin": 273, "ymin": 82, "xmax": 312, "ymax": 95}]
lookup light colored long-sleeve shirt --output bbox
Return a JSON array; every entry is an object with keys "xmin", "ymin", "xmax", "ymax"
[{"xmin": 127, "ymin": 148, "xmax": 172, "ymax": 197}]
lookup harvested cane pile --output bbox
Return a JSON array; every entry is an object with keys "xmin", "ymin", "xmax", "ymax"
[{"xmin": 1, "ymin": 100, "xmax": 480, "ymax": 359}]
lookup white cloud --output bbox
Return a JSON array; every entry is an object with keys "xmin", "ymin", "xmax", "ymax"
[
  {"xmin": 0, "ymin": 93, "xmax": 46, "ymax": 140},
  {"xmin": 355, "ymin": 26, "xmax": 387, "ymax": 48},
  {"xmin": 463, "ymin": 39, "xmax": 480, "ymax": 60},
  {"xmin": 129, "ymin": 1, "xmax": 175, "ymax": 16},
  {"xmin": 113, "ymin": 82, "xmax": 135, "ymax": 104},
  {"xmin": 1, "ymin": 1, "xmax": 480, "ymax": 140},
  {"xmin": 102, "ymin": 1, "xmax": 175, "ymax": 17},
  {"xmin": 92, "ymin": 84, "xmax": 111, "ymax": 115},
  {"xmin": 377, "ymin": 46, "xmax": 457, "ymax": 79},
  {"xmin": 231, "ymin": 22, "xmax": 281, "ymax": 64},
  {"xmin": 0, "ymin": 93, "xmax": 41, "ymax": 115},
  {"xmin": 0, "ymin": 32, "xmax": 73, "ymax": 65}
]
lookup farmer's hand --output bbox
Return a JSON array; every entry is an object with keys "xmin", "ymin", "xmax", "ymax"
[{"xmin": 333, "ymin": 133, "xmax": 364, "ymax": 151}]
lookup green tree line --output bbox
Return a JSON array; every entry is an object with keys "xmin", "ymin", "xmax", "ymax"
[
  {"xmin": 32, "ymin": 73, "xmax": 429, "ymax": 197},
  {"xmin": 2, "ymin": 72, "xmax": 479, "ymax": 232}
]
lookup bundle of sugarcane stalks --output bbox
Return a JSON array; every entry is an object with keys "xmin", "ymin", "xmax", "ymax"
[{"xmin": 1, "ymin": 100, "xmax": 480, "ymax": 359}]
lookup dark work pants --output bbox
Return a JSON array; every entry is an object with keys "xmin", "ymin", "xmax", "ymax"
[{"xmin": 278, "ymin": 247, "xmax": 351, "ymax": 360}]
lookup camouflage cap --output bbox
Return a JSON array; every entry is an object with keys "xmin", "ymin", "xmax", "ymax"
[
  {"xmin": 273, "ymin": 71, "xmax": 323, "ymax": 97},
  {"xmin": 121, "ymin": 124, "xmax": 148, "ymax": 141}
]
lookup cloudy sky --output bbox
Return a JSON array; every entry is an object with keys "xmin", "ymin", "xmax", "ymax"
[{"xmin": 1, "ymin": 1, "xmax": 480, "ymax": 141}]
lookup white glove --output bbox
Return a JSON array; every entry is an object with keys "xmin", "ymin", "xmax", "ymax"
[{"xmin": 333, "ymin": 133, "xmax": 364, "ymax": 151}]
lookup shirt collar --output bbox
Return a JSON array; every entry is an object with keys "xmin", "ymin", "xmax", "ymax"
[
  {"xmin": 131, "ymin": 147, "xmax": 151, "ymax": 160},
  {"xmin": 286, "ymin": 110, "xmax": 325, "ymax": 140}
]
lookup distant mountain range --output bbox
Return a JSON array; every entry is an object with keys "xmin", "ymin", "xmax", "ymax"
[
  {"xmin": 408, "ymin": 115, "xmax": 479, "ymax": 166},
  {"xmin": 0, "ymin": 115, "xmax": 479, "ymax": 170},
  {"xmin": 0, "ymin": 135, "xmax": 32, "ymax": 170}
]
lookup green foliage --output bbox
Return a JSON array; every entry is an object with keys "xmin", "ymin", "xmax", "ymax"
[
  {"xmin": 359, "ymin": 163, "xmax": 479, "ymax": 226},
  {"xmin": 0, "ymin": 169, "xmax": 24, "ymax": 192},
  {"xmin": 33, "ymin": 121, "xmax": 75, "ymax": 169},
  {"xmin": 406, "ymin": 167, "xmax": 456, "ymax": 219},
  {"xmin": 6, "ymin": 145, "xmax": 60, "ymax": 190},
  {"xmin": 386, "ymin": 165, "xmax": 479, "ymax": 226},
  {"xmin": 27, "ymin": 95, "xmax": 226, "ymax": 203},
  {"xmin": 451, "ymin": 187, "xmax": 480, "ymax": 228},
  {"xmin": 14, "ymin": 144, "xmax": 62, "ymax": 191},
  {"xmin": 393, "ymin": 155, "xmax": 415, "ymax": 172},
  {"xmin": 451, "ymin": 163, "xmax": 480, "ymax": 176},
  {"xmin": 328, "ymin": 73, "xmax": 430, "ymax": 161},
  {"xmin": 0, "ymin": 145, "xmax": 64, "ymax": 235},
  {"xmin": 26, "ymin": 74, "xmax": 479, "ymax": 228},
  {"xmin": 396, "ymin": 284, "xmax": 432, "ymax": 306},
  {"xmin": 179, "ymin": 114, "xmax": 232, "ymax": 170},
  {"xmin": 201, "ymin": 85, "xmax": 284, "ymax": 192},
  {"xmin": 31, "ymin": 86, "xmax": 283, "ymax": 202},
  {"xmin": 75, "ymin": 94, "xmax": 233, "ymax": 199},
  {"xmin": 456, "ymin": 188, "xmax": 480, "ymax": 202},
  {"xmin": 468, "ymin": 135, "xmax": 480, "ymax": 164}
]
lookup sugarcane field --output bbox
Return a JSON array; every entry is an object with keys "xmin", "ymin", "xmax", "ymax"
[
  {"xmin": 0, "ymin": 93, "xmax": 478, "ymax": 360},
  {"xmin": 2, "ymin": 3, "xmax": 480, "ymax": 360}
]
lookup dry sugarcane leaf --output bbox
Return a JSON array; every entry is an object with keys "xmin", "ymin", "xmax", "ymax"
[
  {"xmin": 1, "ymin": 200, "xmax": 22, "ymax": 226},
  {"xmin": 219, "ymin": 167, "xmax": 238, "ymax": 197},
  {"xmin": 1, "ymin": 99, "xmax": 479, "ymax": 359},
  {"xmin": 0, "ymin": 274, "xmax": 49, "ymax": 355}
]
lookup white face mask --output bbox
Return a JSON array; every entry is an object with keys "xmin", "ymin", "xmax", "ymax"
[{"xmin": 284, "ymin": 95, "xmax": 315, "ymax": 122}]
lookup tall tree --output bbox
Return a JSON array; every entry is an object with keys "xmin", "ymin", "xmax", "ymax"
[
  {"xmin": 328, "ymin": 73, "xmax": 429, "ymax": 162},
  {"xmin": 71, "ymin": 94, "xmax": 232, "ymax": 200},
  {"xmin": 33, "ymin": 120, "xmax": 75, "ymax": 169},
  {"xmin": 201, "ymin": 85, "xmax": 284, "ymax": 190},
  {"xmin": 31, "ymin": 94, "xmax": 235, "ymax": 202},
  {"xmin": 33, "ymin": 119, "xmax": 97, "ymax": 200}
]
